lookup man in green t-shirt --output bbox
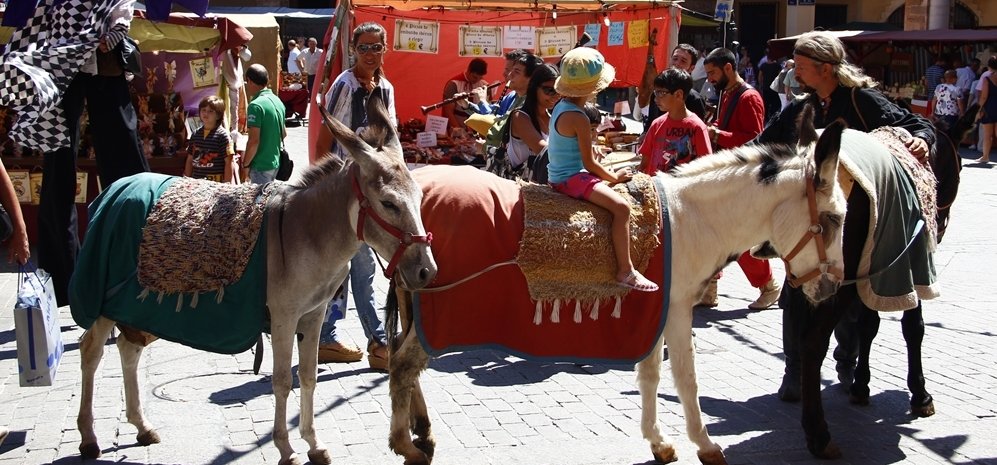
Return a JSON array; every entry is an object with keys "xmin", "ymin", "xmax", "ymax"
[{"xmin": 242, "ymin": 64, "xmax": 286, "ymax": 184}]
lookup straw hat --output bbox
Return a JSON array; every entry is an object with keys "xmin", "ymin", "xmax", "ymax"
[{"xmin": 554, "ymin": 48, "xmax": 616, "ymax": 98}]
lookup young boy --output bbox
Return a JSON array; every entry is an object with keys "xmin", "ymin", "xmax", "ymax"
[
  {"xmin": 931, "ymin": 69, "xmax": 964, "ymax": 131},
  {"xmin": 637, "ymin": 68, "xmax": 712, "ymax": 175},
  {"xmin": 185, "ymin": 95, "xmax": 236, "ymax": 182}
]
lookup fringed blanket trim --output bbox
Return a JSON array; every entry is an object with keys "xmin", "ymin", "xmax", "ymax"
[
  {"xmin": 137, "ymin": 179, "xmax": 280, "ymax": 309},
  {"xmin": 517, "ymin": 174, "xmax": 661, "ymax": 314},
  {"xmin": 868, "ymin": 127, "xmax": 939, "ymax": 251},
  {"xmin": 531, "ymin": 297, "xmax": 624, "ymax": 325}
]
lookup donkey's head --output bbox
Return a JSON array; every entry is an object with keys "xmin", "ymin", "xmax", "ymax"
[
  {"xmin": 317, "ymin": 92, "xmax": 437, "ymax": 290},
  {"xmin": 754, "ymin": 106, "xmax": 847, "ymax": 303}
]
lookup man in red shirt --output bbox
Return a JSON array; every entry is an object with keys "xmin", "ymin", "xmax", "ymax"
[{"xmin": 700, "ymin": 47, "xmax": 781, "ymax": 310}]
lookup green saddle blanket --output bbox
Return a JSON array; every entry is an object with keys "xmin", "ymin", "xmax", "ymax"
[{"xmin": 69, "ymin": 173, "xmax": 268, "ymax": 354}]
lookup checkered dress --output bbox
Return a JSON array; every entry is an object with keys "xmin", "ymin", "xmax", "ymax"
[{"xmin": 0, "ymin": 0, "xmax": 121, "ymax": 152}]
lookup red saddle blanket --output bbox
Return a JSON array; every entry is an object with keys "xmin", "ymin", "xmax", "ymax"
[{"xmin": 412, "ymin": 166, "xmax": 669, "ymax": 364}]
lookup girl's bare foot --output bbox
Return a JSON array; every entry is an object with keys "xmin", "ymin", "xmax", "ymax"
[{"xmin": 972, "ymin": 157, "xmax": 990, "ymax": 163}]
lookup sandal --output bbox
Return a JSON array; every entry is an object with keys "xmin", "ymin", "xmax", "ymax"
[
  {"xmin": 367, "ymin": 341, "xmax": 389, "ymax": 372},
  {"xmin": 618, "ymin": 270, "xmax": 658, "ymax": 293}
]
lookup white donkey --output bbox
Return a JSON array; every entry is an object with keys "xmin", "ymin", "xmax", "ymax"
[
  {"xmin": 385, "ymin": 116, "xmax": 849, "ymax": 465},
  {"xmin": 72, "ymin": 93, "xmax": 437, "ymax": 465}
]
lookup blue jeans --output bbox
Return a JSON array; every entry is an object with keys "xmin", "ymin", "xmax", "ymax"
[
  {"xmin": 249, "ymin": 168, "xmax": 276, "ymax": 184},
  {"xmin": 319, "ymin": 244, "xmax": 387, "ymax": 346}
]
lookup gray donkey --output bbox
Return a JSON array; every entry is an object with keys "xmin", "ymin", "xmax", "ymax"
[{"xmin": 72, "ymin": 93, "xmax": 437, "ymax": 465}]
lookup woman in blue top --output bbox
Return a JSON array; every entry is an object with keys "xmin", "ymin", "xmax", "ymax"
[{"xmin": 548, "ymin": 48, "xmax": 657, "ymax": 292}]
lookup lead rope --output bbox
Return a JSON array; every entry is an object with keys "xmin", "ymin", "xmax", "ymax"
[{"xmin": 379, "ymin": 258, "xmax": 519, "ymax": 293}]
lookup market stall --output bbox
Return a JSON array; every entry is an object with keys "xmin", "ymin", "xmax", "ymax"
[
  {"xmin": 769, "ymin": 29, "xmax": 997, "ymax": 116},
  {"xmin": 0, "ymin": 11, "xmax": 253, "ymax": 241},
  {"xmin": 308, "ymin": 0, "xmax": 682, "ymax": 162}
]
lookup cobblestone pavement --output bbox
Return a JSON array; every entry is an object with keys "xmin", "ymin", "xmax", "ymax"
[{"xmin": 0, "ymin": 125, "xmax": 995, "ymax": 465}]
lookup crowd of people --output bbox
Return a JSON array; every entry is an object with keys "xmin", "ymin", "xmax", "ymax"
[{"xmin": 0, "ymin": 0, "xmax": 987, "ymax": 380}]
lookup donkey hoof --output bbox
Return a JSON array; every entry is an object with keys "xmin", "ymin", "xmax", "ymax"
[
  {"xmin": 651, "ymin": 443, "xmax": 677, "ymax": 463},
  {"xmin": 403, "ymin": 455, "xmax": 431, "ymax": 465},
  {"xmin": 777, "ymin": 374, "xmax": 801, "ymax": 403},
  {"xmin": 697, "ymin": 449, "xmax": 728, "ymax": 465},
  {"xmin": 810, "ymin": 440, "xmax": 842, "ymax": 460},
  {"xmin": 307, "ymin": 449, "xmax": 332, "ymax": 465},
  {"xmin": 79, "ymin": 442, "xmax": 102, "ymax": 459},
  {"xmin": 137, "ymin": 430, "xmax": 161, "ymax": 446},
  {"xmin": 912, "ymin": 401, "xmax": 936, "ymax": 417},
  {"xmin": 412, "ymin": 437, "xmax": 436, "ymax": 460},
  {"xmin": 277, "ymin": 454, "xmax": 302, "ymax": 465},
  {"xmin": 848, "ymin": 393, "xmax": 870, "ymax": 406}
]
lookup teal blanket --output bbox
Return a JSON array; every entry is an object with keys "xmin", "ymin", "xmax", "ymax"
[
  {"xmin": 838, "ymin": 129, "xmax": 939, "ymax": 311},
  {"xmin": 69, "ymin": 173, "xmax": 268, "ymax": 354}
]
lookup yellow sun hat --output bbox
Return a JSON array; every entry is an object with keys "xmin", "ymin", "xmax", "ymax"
[
  {"xmin": 464, "ymin": 113, "xmax": 495, "ymax": 137},
  {"xmin": 554, "ymin": 47, "xmax": 616, "ymax": 98}
]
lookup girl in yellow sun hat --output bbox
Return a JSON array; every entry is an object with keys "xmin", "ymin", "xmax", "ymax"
[{"xmin": 547, "ymin": 47, "xmax": 657, "ymax": 293}]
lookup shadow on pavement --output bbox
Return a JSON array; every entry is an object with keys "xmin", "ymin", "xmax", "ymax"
[
  {"xmin": 633, "ymin": 385, "xmax": 962, "ymax": 464},
  {"xmin": 427, "ymin": 350, "xmax": 619, "ymax": 387}
]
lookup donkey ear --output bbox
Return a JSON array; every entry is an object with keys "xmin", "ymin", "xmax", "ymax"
[
  {"xmin": 813, "ymin": 118, "xmax": 846, "ymax": 190},
  {"xmin": 316, "ymin": 105, "xmax": 380, "ymax": 171},
  {"xmin": 364, "ymin": 90, "xmax": 403, "ymax": 156},
  {"xmin": 795, "ymin": 103, "xmax": 818, "ymax": 147}
]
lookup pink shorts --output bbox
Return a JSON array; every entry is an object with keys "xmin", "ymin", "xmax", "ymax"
[{"xmin": 551, "ymin": 172, "xmax": 601, "ymax": 200}]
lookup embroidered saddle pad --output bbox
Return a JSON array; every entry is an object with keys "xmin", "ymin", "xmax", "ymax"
[
  {"xmin": 70, "ymin": 173, "xmax": 271, "ymax": 354},
  {"xmin": 517, "ymin": 174, "xmax": 661, "ymax": 306},
  {"xmin": 409, "ymin": 166, "xmax": 670, "ymax": 364},
  {"xmin": 138, "ymin": 178, "xmax": 277, "ymax": 297}
]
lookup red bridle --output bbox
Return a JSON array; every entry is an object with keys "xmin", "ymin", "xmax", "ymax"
[
  {"xmin": 783, "ymin": 179, "xmax": 844, "ymax": 288},
  {"xmin": 352, "ymin": 175, "xmax": 432, "ymax": 279}
]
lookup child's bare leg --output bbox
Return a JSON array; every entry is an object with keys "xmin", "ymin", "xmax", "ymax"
[{"xmin": 586, "ymin": 183, "xmax": 656, "ymax": 290}]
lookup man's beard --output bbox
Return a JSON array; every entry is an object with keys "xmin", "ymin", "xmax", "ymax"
[{"xmin": 715, "ymin": 74, "xmax": 730, "ymax": 91}]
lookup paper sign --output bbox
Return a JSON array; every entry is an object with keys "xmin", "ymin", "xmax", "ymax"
[
  {"xmin": 416, "ymin": 131, "xmax": 438, "ymax": 148},
  {"xmin": 459, "ymin": 26, "xmax": 503, "ymax": 57},
  {"xmin": 607, "ymin": 22, "xmax": 625, "ymax": 46},
  {"xmin": 503, "ymin": 26, "xmax": 536, "ymax": 50},
  {"xmin": 75, "ymin": 172, "xmax": 88, "ymax": 204},
  {"xmin": 188, "ymin": 56, "xmax": 216, "ymax": 88},
  {"xmin": 535, "ymin": 26, "xmax": 576, "ymax": 58},
  {"xmin": 714, "ymin": 0, "xmax": 734, "ymax": 22},
  {"xmin": 29, "ymin": 172, "xmax": 43, "ymax": 206},
  {"xmin": 8, "ymin": 170, "xmax": 31, "ymax": 204},
  {"xmin": 583, "ymin": 24, "xmax": 601, "ymax": 47},
  {"xmin": 425, "ymin": 115, "xmax": 449, "ymax": 135},
  {"xmin": 395, "ymin": 19, "xmax": 439, "ymax": 54},
  {"xmin": 628, "ymin": 20, "xmax": 649, "ymax": 48}
]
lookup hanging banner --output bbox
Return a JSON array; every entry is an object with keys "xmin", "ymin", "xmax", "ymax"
[
  {"xmin": 607, "ymin": 22, "xmax": 625, "ymax": 46},
  {"xmin": 503, "ymin": 26, "xmax": 535, "ymax": 50},
  {"xmin": 394, "ymin": 19, "xmax": 440, "ymax": 54},
  {"xmin": 535, "ymin": 26, "xmax": 577, "ymax": 58},
  {"xmin": 458, "ymin": 26, "xmax": 503, "ymax": 57},
  {"xmin": 583, "ymin": 24, "xmax": 601, "ymax": 48},
  {"xmin": 628, "ymin": 20, "xmax": 649, "ymax": 49}
]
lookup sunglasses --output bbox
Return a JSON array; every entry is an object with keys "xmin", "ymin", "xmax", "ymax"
[
  {"xmin": 653, "ymin": 89, "xmax": 675, "ymax": 97},
  {"xmin": 355, "ymin": 43, "xmax": 385, "ymax": 55},
  {"xmin": 540, "ymin": 86, "xmax": 559, "ymax": 96}
]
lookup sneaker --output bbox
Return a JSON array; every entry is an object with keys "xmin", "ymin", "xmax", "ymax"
[
  {"xmin": 748, "ymin": 279, "xmax": 781, "ymax": 309},
  {"xmin": 697, "ymin": 278, "xmax": 719, "ymax": 307},
  {"xmin": 318, "ymin": 341, "xmax": 363, "ymax": 363}
]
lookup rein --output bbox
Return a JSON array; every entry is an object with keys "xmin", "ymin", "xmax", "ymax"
[
  {"xmin": 351, "ymin": 171, "xmax": 432, "ymax": 279},
  {"xmin": 839, "ymin": 219, "xmax": 924, "ymax": 286},
  {"xmin": 784, "ymin": 178, "xmax": 844, "ymax": 288}
]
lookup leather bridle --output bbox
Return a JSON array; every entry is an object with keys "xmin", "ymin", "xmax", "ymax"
[
  {"xmin": 352, "ymin": 174, "xmax": 432, "ymax": 279},
  {"xmin": 783, "ymin": 178, "xmax": 843, "ymax": 288}
]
